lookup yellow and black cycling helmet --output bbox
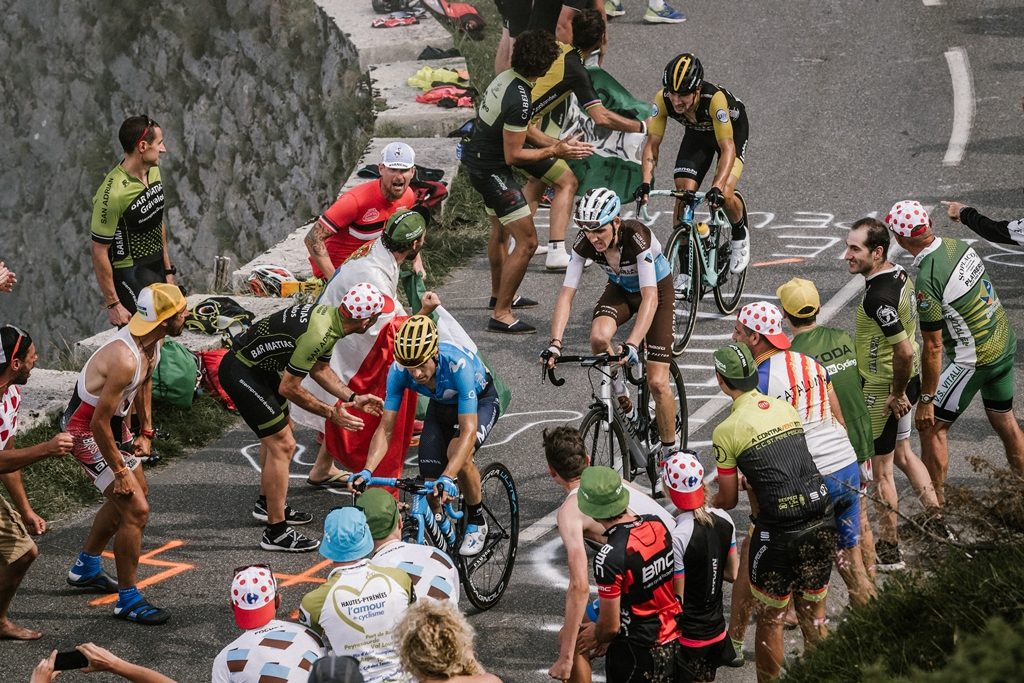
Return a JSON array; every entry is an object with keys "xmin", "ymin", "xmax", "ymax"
[
  {"xmin": 395, "ymin": 315, "xmax": 439, "ymax": 367},
  {"xmin": 663, "ymin": 53, "xmax": 703, "ymax": 94}
]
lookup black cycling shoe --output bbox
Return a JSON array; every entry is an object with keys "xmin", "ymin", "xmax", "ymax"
[
  {"xmin": 486, "ymin": 318, "xmax": 536, "ymax": 335},
  {"xmin": 260, "ymin": 525, "xmax": 320, "ymax": 553},
  {"xmin": 487, "ymin": 295, "xmax": 538, "ymax": 310},
  {"xmin": 252, "ymin": 499, "xmax": 313, "ymax": 525}
]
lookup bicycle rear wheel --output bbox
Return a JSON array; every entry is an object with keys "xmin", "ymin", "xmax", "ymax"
[
  {"xmin": 459, "ymin": 462, "xmax": 519, "ymax": 611},
  {"xmin": 712, "ymin": 194, "xmax": 748, "ymax": 315},
  {"xmin": 579, "ymin": 407, "xmax": 631, "ymax": 481},
  {"xmin": 665, "ymin": 227, "xmax": 701, "ymax": 355}
]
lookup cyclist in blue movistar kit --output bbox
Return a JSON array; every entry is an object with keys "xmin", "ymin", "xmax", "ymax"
[
  {"xmin": 544, "ymin": 187, "xmax": 680, "ymax": 464},
  {"xmin": 352, "ymin": 315, "xmax": 500, "ymax": 558}
]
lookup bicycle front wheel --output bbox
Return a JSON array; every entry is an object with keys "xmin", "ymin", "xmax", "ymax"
[
  {"xmin": 665, "ymin": 227, "xmax": 701, "ymax": 355},
  {"xmin": 459, "ymin": 462, "xmax": 519, "ymax": 611},
  {"xmin": 712, "ymin": 194, "xmax": 748, "ymax": 314},
  {"xmin": 580, "ymin": 407, "xmax": 631, "ymax": 481}
]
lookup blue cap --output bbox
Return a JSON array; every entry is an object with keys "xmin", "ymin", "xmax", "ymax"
[{"xmin": 320, "ymin": 507, "xmax": 374, "ymax": 563}]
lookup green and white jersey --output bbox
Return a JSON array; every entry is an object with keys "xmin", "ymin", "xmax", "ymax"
[
  {"xmin": 914, "ymin": 238, "xmax": 1015, "ymax": 367},
  {"xmin": 855, "ymin": 264, "xmax": 921, "ymax": 382}
]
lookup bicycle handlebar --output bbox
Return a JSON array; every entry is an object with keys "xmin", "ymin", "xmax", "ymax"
[
  {"xmin": 542, "ymin": 353, "xmax": 642, "ymax": 386},
  {"xmin": 637, "ymin": 189, "xmax": 706, "ymax": 222},
  {"xmin": 361, "ymin": 476, "xmax": 464, "ymax": 520}
]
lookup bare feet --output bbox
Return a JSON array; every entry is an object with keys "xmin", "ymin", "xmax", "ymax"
[{"xmin": 0, "ymin": 618, "xmax": 43, "ymax": 640}]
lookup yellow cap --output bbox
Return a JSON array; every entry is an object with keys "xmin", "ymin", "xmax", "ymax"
[
  {"xmin": 776, "ymin": 278, "xmax": 820, "ymax": 319},
  {"xmin": 128, "ymin": 284, "xmax": 186, "ymax": 336}
]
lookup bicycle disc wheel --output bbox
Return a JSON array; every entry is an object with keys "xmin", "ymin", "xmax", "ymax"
[
  {"xmin": 712, "ymin": 196, "xmax": 748, "ymax": 315},
  {"xmin": 580, "ymin": 407, "xmax": 631, "ymax": 481},
  {"xmin": 666, "ymin": 227, "xmax": 701, "ymax": 355},
  {"xmin": 459, "ymin": 462, "xmax": 519, "ymax": 611}
]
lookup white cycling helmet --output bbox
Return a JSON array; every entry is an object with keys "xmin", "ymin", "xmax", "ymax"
[
  {"xmin": 247, "ymin": 265, "xmax": 295, "ymax": 297},
  {"xmin": 574, "ymin": 187, "xmax": 621, "ymax": 230}
]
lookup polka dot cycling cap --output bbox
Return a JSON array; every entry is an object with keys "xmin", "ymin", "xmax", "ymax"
[
  {"xmin": 737, "ymin": 301, "xmax": 790, "ymax": 349},
  {"xmin": 231, "ymin": 565, "xmax": 277, "ymax": 629},
  {"xmin": 339, "ymin": 282, "xmax": 395, "ymax": 320},
  {"xmin": 885, "ymin": 200, "xmax": 932, "ymax": 237},
  {"xmin": 662, "ymin": 450, "xmax": 706, "ymax": 511}
]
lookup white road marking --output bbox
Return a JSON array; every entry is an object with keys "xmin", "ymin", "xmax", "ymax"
[
  {"xmin": 922, "ymin": 0, "xmax": 943, "ymax": 6},
  {"xmin": 943, "ymin": 47, "xmax": 975, "ymax": 166},
  {"xmin": 482, "ymin": 410, "xmax": 584, "ymax": 449}
]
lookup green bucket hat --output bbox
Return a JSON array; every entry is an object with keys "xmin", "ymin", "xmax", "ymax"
[
  {"xmin": 384, "ymin": 208, "xmax": 427, "ymax": 245},
  {"xmin": 577, "ymin": 466, "xmax": 630, "ymax": 520},
  {"xmin": 355, "ymin": 488, "xmax": 399, "ymax": 541},
  {"xmin": 713, "ymin": 342, "xmax": 758, "ymax": 391}
]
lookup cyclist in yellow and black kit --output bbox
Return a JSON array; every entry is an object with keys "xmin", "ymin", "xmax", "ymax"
[{"xmin": 636, "ymin": 54, "xmax": 751, "ymax": 274}]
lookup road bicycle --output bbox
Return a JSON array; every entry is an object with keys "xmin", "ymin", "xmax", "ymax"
[
  {"xmin": 640, "ymin": 189, "xmax": 749, "ymax": 354},
  {"xmin": 543, "ymin": 352, "xmax": 687, "ymax": 497},
  {"xmin": 362, "ymin": 469, "xmax": 519, "ymax": 611}
]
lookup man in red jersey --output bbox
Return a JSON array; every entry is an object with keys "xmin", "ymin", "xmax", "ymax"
[{"xmin": 305, "ymin": 142, "xmax": 420, "ymax": 279}]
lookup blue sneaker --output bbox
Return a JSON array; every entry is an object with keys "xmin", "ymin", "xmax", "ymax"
[
  {"xmin": 644, "ymin": 4, "xmax": 687, "ymax": 23},
  {"xmin": 605, "ymin": 0, "xmax": 625, "ymax": 18},
  {"xmin": 67, "ymin": 567, "xmax": 119, "ymax": 593}
]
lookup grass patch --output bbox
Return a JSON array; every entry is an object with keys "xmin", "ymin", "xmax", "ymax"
[{"xmin": 7, "ymin": 395, "xmax": 237, "ymax": 521}]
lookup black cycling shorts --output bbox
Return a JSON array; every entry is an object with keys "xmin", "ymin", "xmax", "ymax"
[
  {"xmin": 673, "ymin": 117, "xmax": 749, "ymax": 186},
  {"xmin": 593, "ymin": 277, "xmax": 675, "ymax": 364},
  {"xmin": 418, "ymin": 381, "xmax": 501, "ymax": 479},
  {"xmin": 113, "ymin": 259, "xmax": 166, "ymax": 314},
  {"xmin": 219, "ymin": 353, "xmax": 290, "ymax": 439},
  {"xmin": 873, "ymin": 375, "xmax": 921, "ymax": 456},
  {"xmin": 467, "ymin": 158, "xmax": 567, "ymax": 226},
  {"xmin": 500, "ymin": 0, "xmax": 531, "ymax": 36},
  {"xmin": 606, "ymin": 638, "xmax": 681, "ymax": 683},
  {"xmin": 748, "ymin": 518, "xmax": 837, "ymax": 608},
  {"xmin": 678, "ymin": 635, "xmax": 737, "ymax": 682}
]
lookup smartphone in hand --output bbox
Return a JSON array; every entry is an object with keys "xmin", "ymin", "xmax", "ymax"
[{"xmin": 54, "ymin": 649, "xmax": 89, "ymax": 671}]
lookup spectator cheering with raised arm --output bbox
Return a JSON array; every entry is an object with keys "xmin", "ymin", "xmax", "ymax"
[
  {"xmin": 942, "ymin": 200, "xmax": 1024, "ymax": 247},
  {"xmin": 0, "ymin": 261, "xmax": 16, "ymax": 292}
]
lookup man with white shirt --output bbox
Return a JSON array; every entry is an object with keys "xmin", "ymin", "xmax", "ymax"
[
  {"xmin": 541, "ymin": 425, "xmax": 673, "ymax": 683},
  {"xmin": 212, "ymin": 565, "xmax": 325, "ymax": 682}
]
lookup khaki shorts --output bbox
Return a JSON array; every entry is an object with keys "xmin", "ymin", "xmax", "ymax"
[{"xmin": 0, "ymin": 496, "xmax": 35, "ymax": 566}]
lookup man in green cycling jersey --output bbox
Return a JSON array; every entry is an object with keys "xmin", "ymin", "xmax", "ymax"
[
  {"xmin": 91, "ymin": 115, "xmax": 176, "ymax": 328},
  {"xmin": 886, "ymin": 201, "xmax": 1024, "ymax": 505}
]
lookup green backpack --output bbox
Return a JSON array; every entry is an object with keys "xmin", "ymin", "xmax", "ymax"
[{"xmin": 152, "ymin": 339, "xmax": 202, "ymax": 408}]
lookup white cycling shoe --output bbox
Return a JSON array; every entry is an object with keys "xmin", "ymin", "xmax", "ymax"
[
  {"xmin": 729, "ymin": 238, "xmax": 750, "ymax": 273},
  {"xmin": 459, "ymin": 523, "xmax": 489, "ymax": 557}
]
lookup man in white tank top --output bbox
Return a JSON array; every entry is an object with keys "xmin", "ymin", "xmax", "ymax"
[
  {"xmin": 63, "ymin": 284, "xmax": 187, "ymax": 626},
  {"xmin": 542, "ymin": 425, "xmax": 673, "ymax": 683}
]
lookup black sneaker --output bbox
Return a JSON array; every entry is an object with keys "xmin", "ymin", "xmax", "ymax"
[
  {"xmin": 252, "ymin": 499, "xmax": 313, "ymax": 525},
  {"xmin": 875, "ymin": 539, "xmax": 906, "ymax": 572},
  {"xmin": 260, "ymin": 525, "xmax": 320, "ymax": 553}
]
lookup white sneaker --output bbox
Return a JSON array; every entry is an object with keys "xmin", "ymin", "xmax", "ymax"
[
  {"xmin": 545, "ymin": 247, "xmax": 570, "ymax": 271},
  {"xmin": 459, "ymin": 523, "xmax": 488, "ymax": 557},
  {"xmin": 604, "ymin": 0, "xmax": 625, "ymax": 17},
  {"xmin": 729, "ymin": 238, "xmax": 750, "ymax": 273},
  {"xmin": 674, "ymin": 273, "xmax": 691, "ymax": 295}
]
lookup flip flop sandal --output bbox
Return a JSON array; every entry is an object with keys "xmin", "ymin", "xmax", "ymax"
[
  {"xmin": 306, "ymin": 471, "xmax": 352, "ymax": 490},
  {"xmin": 113, "ymin": 596, "xmax": 170, "ymax": 625}
]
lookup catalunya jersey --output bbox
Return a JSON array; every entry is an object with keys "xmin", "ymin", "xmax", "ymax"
[
  {"xmin": 211, "ymin": 619, "xmax": 324, "ymax": 683},
  {"xmin": 565, "ymin": 220, "xmax": 671, "ymax": 293},
  {"xmin": 384, "ymin": 342, "xmax": 489, "ymax": 415},
  {"xmin": 91, "ymin": 164, "xmax": 165, "ymax": 268}
]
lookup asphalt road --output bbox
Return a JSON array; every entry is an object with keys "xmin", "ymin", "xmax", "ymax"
[{"xmin": 7, "ymin": 1, "xmax": 1024, "ymax": 681}]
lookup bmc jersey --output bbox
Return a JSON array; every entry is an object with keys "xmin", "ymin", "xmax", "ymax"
[
  {"xmin": 299, "ymin": 561, "xmax": 414, "ymax": 683},
  {"xmin": 462, "ymin": 69, "xmax": 533, "ymax": 172},
  {"xmin": 671, "ymin": 508, "xmax": 736, "ymax": 645},
  {"xmin": 371, "ymin": 540, "xmax": 460, "ymax": 605},
  {"xmin": 315, "ymin": 180, "xmax": 415, "ymax": 274},
  {"xmin": 648, "ymin": 82, "xmax": 746, "ymax": 140},
  {"xmin": 755, "ymin": 349, "xmax": 857, "ymax": 476},
  {"xmin": 231, "ymin": 304, "xmax": 346, "ymax": 378},
  {"xmin": 91, "ymin": 165, "xmax": 165, "ymax": 268},
  {"xmin": 593, "ymin": 515, "xmax": 682, "ymax": 647},
  {"xmin": 211, "ymin": 619, "xmax": 325, "ymax": 683},
  {"xmin": 530, "ymin": 44, "xmax": 601, "ymax": 120},
  {"xmin": 914, "ymin": 237, "xmax": 1015, "ymax": 367},
  {"xmin": 790, "ymin": 326, "xmax": 873, "ymax": 463},
  {"xmin": 856, "ymin": 265, "xmax": 921, "ymax": 381},
  {"xmin": 564, "ymin": 220, "xmax": 671, "ymax": 293},
  {"xmin": 384, "ymin": 341, "xmax": 488, "ymax": 414},
  {"xmin": 713, "ymin": 391, "xmax": 833, "ymax": 529}
]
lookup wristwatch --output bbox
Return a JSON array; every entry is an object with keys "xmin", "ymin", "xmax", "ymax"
[
  {"xmin": 919, "ymin": 393, "xmax": 935, "ymax": 405},
  {"xmin": 164, "ymin": 265, "xmax": 177, "ymax": 275}
]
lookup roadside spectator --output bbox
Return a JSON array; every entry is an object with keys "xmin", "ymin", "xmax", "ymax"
[
  {"xmin": 942, "ymin": 199, "xmax": 1024, "ymax": 247},
  {"xmin": 299, "ymin": 507, "xmax": 414, "ymax": 683},
  {"xmin": 309, "ymin": 656, "xmax": 364, "ymax": 683},
  {"xmin": 575, "ymin": 466, "xmax": 683, "ymax": 683},
  {"xmin": 887, "ymin": 200, "xmax": 1024, "ymax": 504},
  {"xmin": 662, "ymin": 451, "xmax": 739, "ymax": 682},
  {"xmin": 0, "ymin": 326, "xmax": 73, "ymax": 640},
  {"xmin": 305, "ymin": 142, "xmax": 418, "ymax": 280},
  {"xmin": 395, "ymin": 599, "xmax": 502, "ymax": 683},
  {"xmin": 604, "ymin": 0, "xmax": 686, "ymax": 24},
  {"xmin": 91, "ymin": 115, "xmax": 176, "ymax": 327},
  {"xmin": 541, "ymin": 425, "xmax": 673, "ymax": 682},
  {"xmin": 212, "ymin": 564, "xmax": 325, "ymax": 682},
  {"xmin": 0, "ymin": 261, "xmax": 16, "ymax": 292},
  {"xmin": 30, "ymin": 643, "xmax": 176, "ymax": 682},
  {"xmin": 355, "ymin": 487, "xmax": 460, "ymax": 604},
  {"xmin": 64, "ymin": 284, "xmax": 187, "ymax": 625}
]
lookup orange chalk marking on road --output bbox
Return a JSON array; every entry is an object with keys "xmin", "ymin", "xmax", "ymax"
[
  {"xmin": 752, "ymin": 257, "xmax": 805, "ymax": 267},
  {"xmin": 90, "ymin": 540, "xmax": 194, "ymax": 606},
  {"xmin": 273, "ymin": 560, "xmax": 334, "ymax": 589}
]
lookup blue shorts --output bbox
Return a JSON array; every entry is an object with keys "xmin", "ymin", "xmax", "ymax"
[
  {"xmin": 418, "ymin": 381, "xmax": 500, "ymax": 479},
  {"xmin": 823, "ymin": 461, "xmax": 860, "ymax": 550}
]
